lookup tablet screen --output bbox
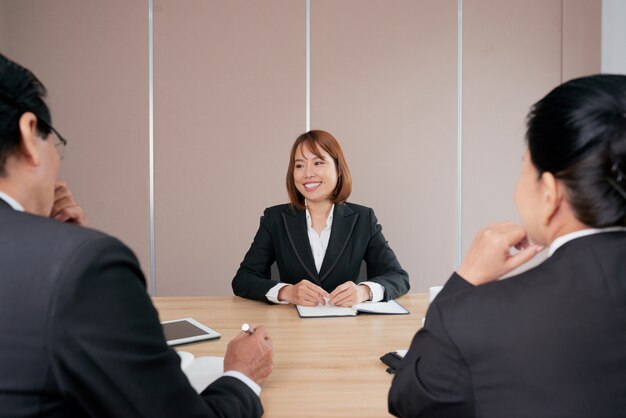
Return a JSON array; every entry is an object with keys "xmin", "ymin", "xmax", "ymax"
[
  {"xmin": 163, "ymin": 320, "xmax": 208, "ymax": 341},
  {"xmin": 161, "ymin": 318, "xmax": 221, "ymax": 346}
]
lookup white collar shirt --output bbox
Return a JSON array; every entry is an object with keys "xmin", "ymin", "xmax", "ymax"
[
  {"xmin": 306, "ymin": 204, "xmax": 334, "ymax": 273},
  {"xmin": 0, "ymin": 191, "xmax": 24, "ymax": 211},
  {"xmin": 548, "ymin": 226, "xmax": 626, "ymax": 257}
]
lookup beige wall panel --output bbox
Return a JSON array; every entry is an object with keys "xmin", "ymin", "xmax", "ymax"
[
  {"xmin": 311, "ymin": 0, "xmax": 458, "ymax": 291},
  {"xmin": 1, "ymin": 1, "xmax": 151, "ymax": 280},
  {"xmin": 154, "ymin": 0, "xmax": 305, "ymax": 295},
  {"xmin": 462, "ymin": 0, "xmax": 562, "ymax": 270},
  {"xmin": 563, "ymin": 0, "xmax": 601, "ymax": 81}
]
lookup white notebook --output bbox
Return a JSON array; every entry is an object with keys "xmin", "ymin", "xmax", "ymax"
[
  {"xmin": 296, "ymin": 299, "xmax": 409, "ymax": 318},
  {"xmin": 177, "ymin": 351, "xmax": 224, "ymax": 393}
]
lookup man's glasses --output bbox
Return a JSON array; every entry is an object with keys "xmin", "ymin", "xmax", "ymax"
[
  {"xmin": 38, "ymin": 117, "xmax": 67, "ymax": 160},
  {"xmin": 0, "ymin": 92, "xmax": 67, "ymax": 160}
]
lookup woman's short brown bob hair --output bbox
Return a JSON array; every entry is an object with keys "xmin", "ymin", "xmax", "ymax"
[{"xmin": 286, "ymin": 130, "xmax": 352, "ymax": 210}]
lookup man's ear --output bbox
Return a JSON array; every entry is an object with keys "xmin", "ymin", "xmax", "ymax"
[
  {"xmin": 17, "ymin": 112, "xmax": 42, "ymax": 166},
  {"xmin": 539, "ymin": 171, "xmax": 564, "ymax": 225}
]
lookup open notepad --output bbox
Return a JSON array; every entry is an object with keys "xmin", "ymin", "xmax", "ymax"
[
  {"xmin": 296, "ymin": 299, "xmax": 409, "ymax": 318},
  {"xmin": 177, "ymin": 351, "xmax": 224, "ymax": 393}
]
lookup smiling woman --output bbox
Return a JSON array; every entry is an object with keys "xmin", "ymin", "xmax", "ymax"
[
  {"xmin": 232, "ymin": 130, "xmax": 410, "ymax": 307},
  {"xmin": 286, "ymin": 131, "xmax": 350, "ymax": 212}
]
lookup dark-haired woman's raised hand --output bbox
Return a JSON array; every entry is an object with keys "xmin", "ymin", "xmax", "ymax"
[
  {"xmin": 277, "ymin": 279, "xmax": 329, "ymax": 306},
  {"xmin": 457, "ymin": 222, "xmax": 544, "ymax": 286}
]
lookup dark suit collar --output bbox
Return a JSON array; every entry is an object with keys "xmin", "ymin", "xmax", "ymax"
[
  {"xmin": 283, "ymin": 204, "xmax": 300, "ymax": 217},
  {"xmin": 281, "ymin": 203, "xmax": 359, "ymax": 285},
  {"xmin": 327, "ymin": 202, "xmax": 353, "ymax": 218},
  {"xmin": 281, "ymin": 207, "xmax": 320, "ymax": 284},
  {"xmin": 319, "ymin": 204, "xmax": 358, "ymax": 282}
]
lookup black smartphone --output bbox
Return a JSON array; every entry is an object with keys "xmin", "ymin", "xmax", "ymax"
[{"xmin": 380, "ymin": 351, "xmax": 404, "ymax": 374}]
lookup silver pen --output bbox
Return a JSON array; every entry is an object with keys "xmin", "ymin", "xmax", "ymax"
[{"xmin": 241, "ymin": 323, "xmax": 254, "ymax": 335}]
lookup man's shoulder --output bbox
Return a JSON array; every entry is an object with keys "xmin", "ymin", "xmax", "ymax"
[
  {"xmin": 0, "ymin": 209, "xmax": 143, "ymax": 320},
  {"xmin": 0, "ymin": 207, "xmax": 128, "ymax": 257}
]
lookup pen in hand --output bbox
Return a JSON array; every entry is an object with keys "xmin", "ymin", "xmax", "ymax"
[{"xmin": 241, "ymin": 323, "xmax": 255, "ymax": 335}]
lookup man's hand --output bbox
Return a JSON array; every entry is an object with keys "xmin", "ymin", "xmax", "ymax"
[
  {"xmin": 224, "ymin": 325, "xmax": 273, "ymax": 385},
  {"xmin": 277, "ymin": 279, "xmax": 329, "ymax": 306},
  {"xmin": 51, "ymin": 181, "xmax": 87, "ymax": 226}
]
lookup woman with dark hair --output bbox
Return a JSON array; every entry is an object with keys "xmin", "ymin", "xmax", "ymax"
[
  {"xmin": 389, "ymin": 74, "xmax": 626, "ymax": 417},
  {"xmin": 232, "ymin": 130, "xmax": 409, "ymax": 306}
]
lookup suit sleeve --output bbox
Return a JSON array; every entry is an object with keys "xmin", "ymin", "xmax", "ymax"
[
  {"xmin": 47, "ymin": 235, "xmax": 263, "ymax": 418},
  {"xmin": 232, "ymin": 210, "xmax": 281, "ymax": 303},
  {"xmin": 363, "ymin": 208, "xmax": 410, "ymax": 300},
  {"xmin": 434, "ymin": 272, "xmax": 473, "ymax": 300},
  {"xmin": 388, "ymin": 274, "xmax": 474, "ymax": 418}
]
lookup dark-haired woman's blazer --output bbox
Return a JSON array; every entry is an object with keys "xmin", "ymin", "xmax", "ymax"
[
  {"xmin": 388, "ymin": 231, "xmax": 626, "ymax": 418},
  {"xmin": 232, "ymin": 202, "xmax": 410, "ymax": 303}
]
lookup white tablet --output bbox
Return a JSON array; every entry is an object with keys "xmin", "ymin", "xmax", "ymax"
[{"xmin": 161, "ymin": 317, "xmax": 221, "ymax": 346}]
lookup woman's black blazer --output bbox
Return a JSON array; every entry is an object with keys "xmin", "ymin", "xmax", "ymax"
[
  {"xmin": 388, "ymin": 231, "xmax": 626, "ymax": 417},
  {"xmin": 232, "ymin": 202, "xmax": 409, "ymax": 303}
]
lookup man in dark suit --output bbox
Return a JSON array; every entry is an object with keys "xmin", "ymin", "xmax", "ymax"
[
  {"xmin": 388, "ymin": 75, "xmax": 626, "ymax": 417},
  {"xmin": 0, "ymin": 54, "xmax": 272, "ymax": 417}
]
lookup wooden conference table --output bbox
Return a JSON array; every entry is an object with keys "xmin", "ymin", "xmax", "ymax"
[{"xmin": 152, "ymin": 293, "xmax": 429, "ymax": 418}]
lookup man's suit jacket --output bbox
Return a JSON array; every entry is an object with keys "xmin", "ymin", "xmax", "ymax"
[
  {"xmin": 0, "ymin": 199, "xmax": 262, "ymax": 418},
  {"xmin": 388, "ymin": 231, "xmax": 626, "ymax": 418},
  {"xmin": 232, "ymin": 203, "xmax": 409, "ymax": 302}
]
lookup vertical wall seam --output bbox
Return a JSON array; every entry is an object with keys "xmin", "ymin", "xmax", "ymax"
[
  {"xmin": 306, "ymin": 0, "xmax": 311, "ymax": 131},
  {"xmin": 600, "ymin": 0, "xmax": 604, "ymax": 72},
  {"xmin": 149, "ymin": 0, "xmax": 156, "ymax": 295},
  {"xmin": 456, "ymin": 0, "xmax": 463, "ymax": 269},
  {"xmin": 561, "ymin": 0, "xmax": 564, "ymax": 82}
]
